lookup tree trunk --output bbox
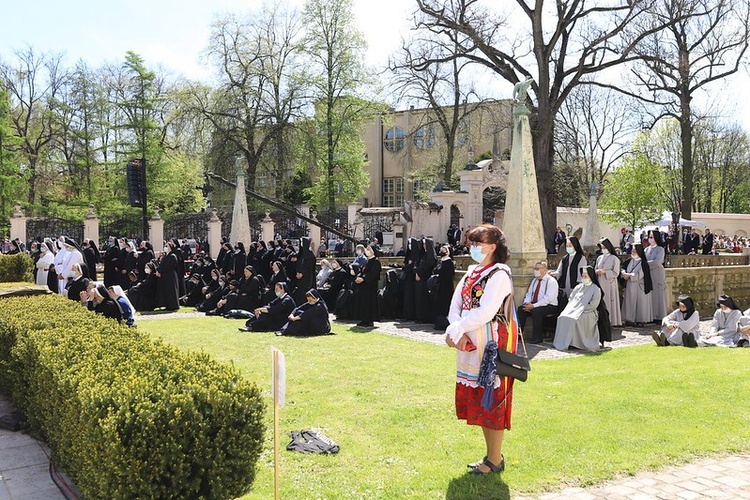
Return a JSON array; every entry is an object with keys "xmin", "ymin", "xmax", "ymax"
[
  {"xmin": 531, "ymin": 111, "xmax": 556, "ymax": 253},
  {"xmin": 679, "ymin": 94, "xmax": 693, "ymax": 220}
]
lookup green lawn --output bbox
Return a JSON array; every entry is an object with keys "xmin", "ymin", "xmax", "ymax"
[{"xmin": 139, "ymin": 316, "xmax": 750, "ymax": 499}]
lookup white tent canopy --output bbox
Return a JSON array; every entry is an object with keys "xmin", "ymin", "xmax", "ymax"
[{"xmin": 651, "ymin": 211, "xmax": 706, "ymax": 228}]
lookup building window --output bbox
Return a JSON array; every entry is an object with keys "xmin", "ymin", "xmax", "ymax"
[
  {"xmin": 414, "ymin": 125, "xmax": 435, "ymax": 149},
  {"xmin": 384, "ymin": 127, "xmax": 405, "ymax": 152},
  {"xmin": 383, "ymin": 177, "xmax": 405, "ymax": 207}
]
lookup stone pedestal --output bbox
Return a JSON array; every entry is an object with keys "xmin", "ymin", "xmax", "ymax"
[
  {"xmin": 347, "ymin": 203, "xmax": 362, "ymax": 230},
  {"xmin": 261, "ymin": 212, "xmax": 275, "ymax": 244},
  {"xmin": 207, "ymin": 209, "xmax": 222, "ymax": 260},
  {"xmin": 149, "ymin": 209, "xmax": 164, "ymax": 256},
  {"xmin": 230, "ymin": 171, "xmax": 252, "ymax": 246},
  {"xmin": 83, "ymin": 204, "xmax": 99, "ymax": 245},
  {"xmin": 503, "ymin": 84, "xmax": 548, "ymax": 300},
  {"xmin": 581, "ymin": 184, "xmax": 600, "ymax": 255},
  {"xmin": 308, "ymin": 211, "xmax": 321, "ymax": 254},
  {"xmin": 9, "ymin": 204, "xmax": 26, "ymax": 245}
]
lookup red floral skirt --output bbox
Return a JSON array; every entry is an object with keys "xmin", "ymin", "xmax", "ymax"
[{"xmin": 455, "ymin": 380, "xmax": 513, "ymax": 430}]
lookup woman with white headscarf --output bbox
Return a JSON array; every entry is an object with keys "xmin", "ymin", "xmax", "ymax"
[{"xmin": 36, "ymin": 242, "xmax": 55, "ymax": 286}]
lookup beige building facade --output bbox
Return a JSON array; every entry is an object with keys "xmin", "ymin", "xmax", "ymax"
[{"xmin": 359, "ymin": 100, "xmax": 514, "ymax": 208}]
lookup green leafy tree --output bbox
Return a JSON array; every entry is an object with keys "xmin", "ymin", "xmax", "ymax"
[
  {"xmin": 600, "ymin": 150, "xmax": 666, "ymax": 232},
  {"xmin": 0, "ymin": 84, "xmax": 26, "ymax": 231},
  {"xmin": 301, "ymin": 0, "xmax": 384, "ymax": 213}
]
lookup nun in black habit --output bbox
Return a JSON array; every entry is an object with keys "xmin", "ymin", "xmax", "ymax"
[
  {"xmin": 102, "ymin": 237, "xmax": 120, "ymax": 287},
  {"xmin": 240, "ymin": 282, "xmax": 296, "ymax": 332},
  {"xmin": 155, "ymin": 242, "xmax": 180, "ymax": 311},
  {"xmin": 278, "ymin": 289, "xmax": 331, "ymax": 336},
  {"xmin": 354, "ymin": 244, "xmax": 381, "ymax": 328},
  {"xmin": 401, "ymin": 238, "xmax": 421, "ymax": 321},
  {"xmin": 294, "ymin": 236, "xmax": 317, "ymax": 305},
  {"xmin": 415, "ymin": 238, "xmax": 437, "ymax": 322},
  {"xmin": 378, "ymin": 269, "xmax": 403, "ymax": 319},
  {"xmin": 550, "ymin": 236, "xmax": 586, "ymax": 298},
  {"xmin": 432, "ymin": 244, "xmax": 456, "ymax": 330},
  {"xmin": 82, "ymin": 238, "xmax": 100, "ymax": 281}
]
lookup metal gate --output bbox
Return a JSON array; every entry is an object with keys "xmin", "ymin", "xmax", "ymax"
[{"xmin": 26, "ymin": 218, "xmax": 83, "ymax": 244}]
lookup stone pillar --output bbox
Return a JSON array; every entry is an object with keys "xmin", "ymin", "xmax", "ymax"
[
  {"xmin": 230, "ymin": 168, "xmax": 252, "ymax": 246},
  {"xmin": 503, "ymin": 79, "xmax": 548, "ymax": 301},
  {"xmin": 149, "ymin": 207, "xmax": 164, "ymax": 256},
  {"xmin": 309, "ymin": 211, "xmax": 321, "ymax": 255},
  {"xmin": 9, "ymin": 203, "xmax": 27, "ymax": 244},
  {"xmin": 392, "ymin": 220, "xmax": 406, "ymax": 255},
  {"xmin": 207, "ymin": 208, "xmax": 222, "ymax": 260},
  {"xmin": 347, "ymin": 203, "xmax": 362, "ymax": 230},
  {"xmin": 581, "ymin": 182, "xmax": 600, "ymax": 254},
  {"xmin": 83, "ymin": 204, "xmax": 100, "ymax": 246},
  {"xmin": 261, "ymin": 212, "xmax": 275, "ymax": 244}
]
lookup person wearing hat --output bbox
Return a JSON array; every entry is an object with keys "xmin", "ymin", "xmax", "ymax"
[
  {"xmin": 239, "ymin": 282, "xmax": 296, "ymax": 332},
  {"xmin": 595, "ymin": 238, "xmax": 622, "ymax": 327},
  {"xmin": 276, "ymin": 289, "xmax": 331, "ymax": 336},
  {"xmin": 653, "ymin": 295, "xmax": 700, "ymax": 346},
  {"xmin": 697, "ymin": 295, "xmax": 742, "ymax": 347}
]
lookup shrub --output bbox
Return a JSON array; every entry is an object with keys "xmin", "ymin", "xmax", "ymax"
[
  {"xmin": 0, "ymin": 253, "xmax": 33, "ymax": 282},
  {"xmin": 0, "ymin": 295, "xmax": 265, "ymax": 499}
]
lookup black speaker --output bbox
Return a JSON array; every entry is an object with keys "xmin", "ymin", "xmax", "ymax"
[{"xmin": 126, "ymin": 158, "xmax": 146, "ymax": 207}]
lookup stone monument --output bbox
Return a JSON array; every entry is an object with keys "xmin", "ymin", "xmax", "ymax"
[
  {"xmin": 502, "ymin": 78, "xmax": 548, "ymax": 299},
  {"xmin": 581, "ymin": 181, "xmax": 601, "ymax": 253},
  {"xmin": 230, "ymin": 158, "xmax": 253, "ymax": 246}
]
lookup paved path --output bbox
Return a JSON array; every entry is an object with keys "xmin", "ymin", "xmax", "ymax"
[{"xmin": 1, "ymin": 312, "xmax": 747, "ymax": 499}]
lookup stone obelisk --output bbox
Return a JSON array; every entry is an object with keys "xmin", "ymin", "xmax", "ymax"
[
  {"xmin": 582, "ymin": 181, "xmax": 601, "ymax": 254},
  {"xmin": 230, "ymin": 158, "xmax": 253, "ymax": 246},
  {"xmin": 503, "ymin": 78, "xmax": 548, "ymax": 300}
]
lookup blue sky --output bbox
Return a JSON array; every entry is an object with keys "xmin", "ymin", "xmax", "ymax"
[
  {"xmin": 0, "ymin": 0, "xmax": 745, "ymax": 128},
  {"xmin": 0, "ymin": 0, "xmax": 412, "ymax": 81}
]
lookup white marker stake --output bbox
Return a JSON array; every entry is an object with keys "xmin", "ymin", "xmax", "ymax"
[{"xmin": 272, "ymin": 347, "xmax": 286, "ymax": 500}]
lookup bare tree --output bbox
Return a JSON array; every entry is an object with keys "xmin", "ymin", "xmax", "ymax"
[
  {"xmin": 388, "ymin": 34, "xmax": 482, "ymax": 185},
  {"xmin": 612, "ymin": 0, "xmax": 750, "ymax": 218},
  {"xmin": 554, "ymin": 85, "xmax": 639, "ymax": 205},
  {"xmin": 415, "ymin": 0, "xmax": 667, "ymax": 245},
  {"xmin": 196, "ymin": 7, "xmax": 305, "ymax": 195}
]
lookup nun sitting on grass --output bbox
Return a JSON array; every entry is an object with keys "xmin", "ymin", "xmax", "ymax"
[
  {"xmin": 276, "ymin": 289, "xmax": 331, "ymax": 337},
  {"xmin": 239, "ymin": 282, "xmax": 296, "ymax": 332},
  {"xmin": 697, "ymin": 295, "xmax": 742, "ymax": 347}
]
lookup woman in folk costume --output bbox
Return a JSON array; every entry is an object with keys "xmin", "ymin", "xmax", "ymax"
[
  {"xmin": 645, "ymin": 230, "xmax": 668, "ymax": 320},
  {"xmin": 553, "ymin": 266, "xmax": 602, "ymax": 352},
  {"xmin": 621, "ymin": 244, "xmax": 653, "ymax": 327},
  {"xmin": 446, "ymin": 224, "xmax": 515, "ymax": 476},
  {"xmin": 654, "ymin": 295, "xmax": 700, "ymax": 346},
  {"xmin": 595, "ymin": 238, "xmax": 622, "ymax": 327},
  {"xmin": 697, "ymin": 295, "xmax": 742, "ymax": 347},
  {"xmin": 549, "ymin": 236, "xmax": 586, "ymax": 298}
]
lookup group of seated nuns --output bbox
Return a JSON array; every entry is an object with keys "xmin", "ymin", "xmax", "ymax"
[{"xmin": 236, "ymin": 284, "xmax": 331, "ymax": 337}]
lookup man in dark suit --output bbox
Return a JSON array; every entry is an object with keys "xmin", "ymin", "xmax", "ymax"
[
  {"xmin": 684, "ymin": 228, "xmax": 700, "ymax": 254},
  {"xmin": 701, "ymin": 229, "xmax": 714, "ymax": 255}
]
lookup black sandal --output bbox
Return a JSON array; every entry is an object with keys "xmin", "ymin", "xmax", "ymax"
[
  {"xmin": 469, "ymin": 456, "xmax": 505, "ymax": 475},
  {"xmin": 466, "ymin": 456, "xmax": 487, "ymax": 469}
]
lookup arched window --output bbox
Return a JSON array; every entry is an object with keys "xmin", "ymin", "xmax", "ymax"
[
  {"xmin": 384, "ymin": 127, "xmax": 405, "ymax": 152},
  {"xmin": 413, "ymin": 125, "xmax": 435, "ymax": 149}
]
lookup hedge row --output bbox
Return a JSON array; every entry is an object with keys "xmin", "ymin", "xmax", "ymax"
[
  {"xmin": 0, "ymin": 253, "xmax": 34, "ymax": 282},
  {"xmin": 0, "ymin": 294, "xmax": 265, "ymax": 499}
]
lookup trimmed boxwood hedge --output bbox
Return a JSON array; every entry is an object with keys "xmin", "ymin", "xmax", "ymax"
[
  {"xmin": 0, "ymin": 253, "xmax": 33, "ymax": 282},
  {"xmin": 0, "ymin": 294, "xmax": 265, "ymax": 499}
]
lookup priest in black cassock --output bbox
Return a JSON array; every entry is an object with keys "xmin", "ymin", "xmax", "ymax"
[{"xmin": 156, "ymin": 242, "xmax": 180, "ymax": 311}]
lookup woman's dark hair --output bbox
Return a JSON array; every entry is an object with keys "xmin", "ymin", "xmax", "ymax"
[{"xmin": 465, "ymin": 224, "xmax": 509, "ymax": 263}]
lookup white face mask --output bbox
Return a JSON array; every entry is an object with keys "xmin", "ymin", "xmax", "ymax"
[
  {"xmin": 601, "ymin": 248, "xmax": 609, "ymax": 255},
  {"xmin": 566, "ymin": 246, "xmax": 575, "ymax": 255},
  {"xmin": 533, "ymin": 270, "xmax": 541, "ymax": 278},
  {"xmin": 163, "ymin": 246, "xmax": 170, "ymax": 253},
  {"xmin": 582, "ymin": 277, "xmax": 592, "ymax": 285}
]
